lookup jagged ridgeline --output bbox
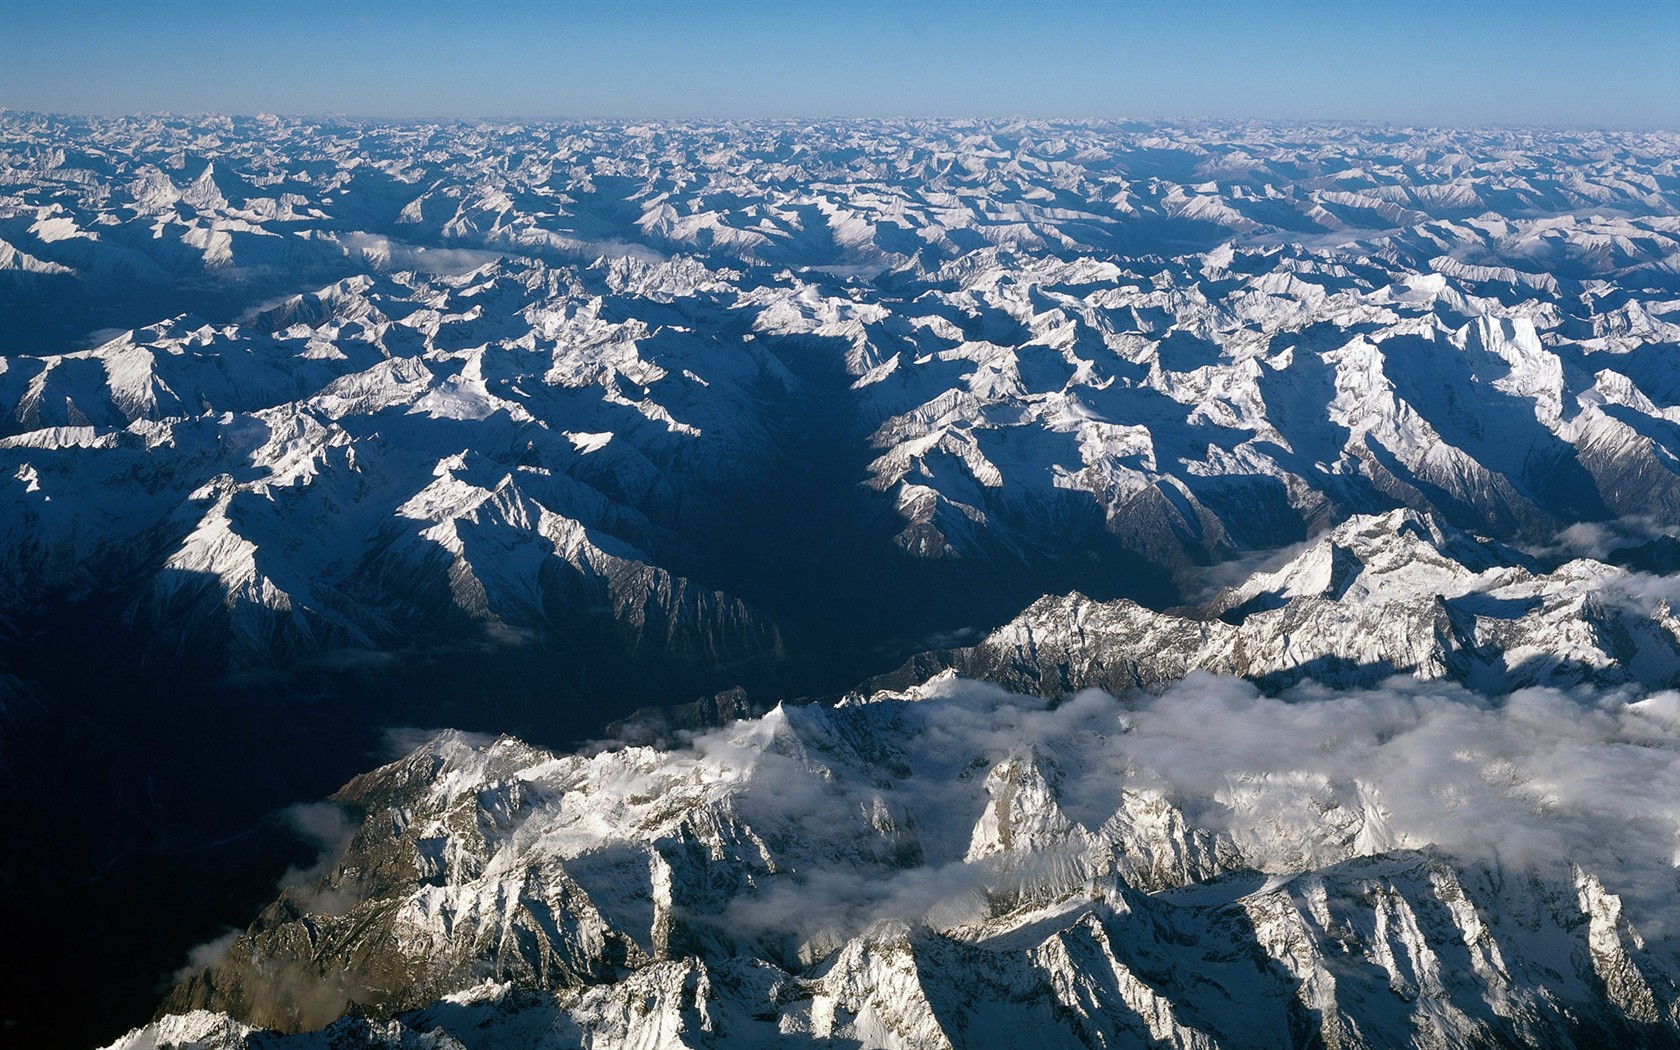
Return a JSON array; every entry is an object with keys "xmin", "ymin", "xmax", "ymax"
[
  {"xmin": 0, "ymin": 113, "xmax": 1678, "ymax": 1048},
  {"xmin": 128, "ymin": 682, "xmax": 1680, "ymax": 1048}
]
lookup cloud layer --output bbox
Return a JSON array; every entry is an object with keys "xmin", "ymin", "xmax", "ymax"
[{"xmin": 678, "ymin": 671, "xmax": 1680, "ymax": 944}]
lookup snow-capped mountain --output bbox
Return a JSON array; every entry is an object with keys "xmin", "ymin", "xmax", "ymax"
[
  {"xmin": 124, "ymin": 671, "xmax": 1680, "ymax": 1048},
  {"xmin": 109, "ymin": 508, "xmax": 1680, "ymax": 1049},
  {"xmin": 3, "ymin": 114, "xmax": 1680, "ymax": 675},
  {"xmin": 3, "ymin": 115, "xmax": 1679, "ymax": 697},
  {"xmin": 4, "ymin": 112, "xmax": 1680, "ymax": 1047},
  {"xmin": 880, "ymin": 509, "xmax": 1680, "ymax": 697},
  {"xmin": 1, "ymin": 266, "xmax": 788, "ymax": 681}
]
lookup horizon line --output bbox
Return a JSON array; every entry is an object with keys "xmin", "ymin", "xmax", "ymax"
[{"xmin": 6, "ymin": 108, "xmax": 1679, "ymax": 135}]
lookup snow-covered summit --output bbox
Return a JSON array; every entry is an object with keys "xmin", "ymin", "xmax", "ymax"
[
  {"xmin": 883, "ymin": 509, "xmax": 1680, "ymax": 697},
  {"xmin": 122, "ymin": 669, "xmax": 1680, "ymax": 1047},
  {"xmin": 6, "ymin": 114, "xmax": 1680, "ymax": 1048}
]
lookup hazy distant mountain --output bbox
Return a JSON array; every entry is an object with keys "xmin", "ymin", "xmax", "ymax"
[{"xmin": 3, "ymin": 113, "xmax": 1680, "ymax": 1048}]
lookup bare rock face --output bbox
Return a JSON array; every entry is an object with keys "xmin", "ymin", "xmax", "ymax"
[
  {"xmin": 5, "ymin": 116, "xmax": 1680, "ymax": 693},
  {"xmin": 7, "ymin": 115, "xmax": 1680, "ymax": 1050},
  {"xmin": 127, "ymin": 667, "xmax": 1680, "ymax": 1048},
  {"xmin": 877, "ymin": 508, "xmax": 1680, "ymax": 698}
]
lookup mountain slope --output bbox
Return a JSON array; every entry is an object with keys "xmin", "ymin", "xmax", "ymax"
[
  {"xmin": 877, "ymin": 509, "xmax": 1680, "ymax": 697},
  {"xmin": 123, "ymin": 672, "xmax": 1680, "ymax": 1048},
  {"xmin": 3, "ymin": 114, "xmax": 1680, "ymax": 1049}
]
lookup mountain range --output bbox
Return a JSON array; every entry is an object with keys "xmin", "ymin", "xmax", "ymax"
[{"xmin": 1, "ymin": 112, "xmax": 1679, "ymax": 1048}]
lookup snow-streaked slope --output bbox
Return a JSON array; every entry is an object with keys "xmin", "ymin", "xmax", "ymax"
[
  {"xmin": 7, "ymin": 115, "xmax": 1680, "ymax": 1049},
  {"xmin": 0, "ymin": 262, "xmax": 790, "ymax": 675},
  {"xmin": 884, "ymin": 509, "xmax": 1680, "ymax": 696},
  {"xmin": 124, "ymin": 672, "xmax": 1680, "ymax": 1047},
  {"xmin": 4, "ymin": 117, "xmax": 1680, "ymax": 685}
]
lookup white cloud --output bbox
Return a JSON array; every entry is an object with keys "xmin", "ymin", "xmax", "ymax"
[{"xmin": 673, "ymin": 670, "xmax": 1680, "ymax": 942}]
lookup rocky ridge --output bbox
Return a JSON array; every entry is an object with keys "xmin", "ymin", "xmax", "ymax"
[
  {"xmin": 121, "ymin": 668, "xmax": 1680, "ymax": 1048},
  {"xmin": 112, "ymin": 507, "xmax": 1680, "ymax": 1049},
  {"xmin": 878, "ymin": 508, "xmax": 1680, "ymax": 697},
  {"xmin": 4, "ymin": 117, "xmax": 1680, "ymax": 692},
  {"xmin": 5, "ymin": 115, "xmax": 1680, "ymax": 1048}
]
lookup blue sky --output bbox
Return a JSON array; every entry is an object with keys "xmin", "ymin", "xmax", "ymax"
[{"xmin": 3, "ymin": 0, "xmax": 1676, "ymax": 127}]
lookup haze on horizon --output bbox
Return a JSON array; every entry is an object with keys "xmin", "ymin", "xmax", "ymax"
[{"xmin": 3, "ymin": 0, "xmax": 1677, "ymax": 129}]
